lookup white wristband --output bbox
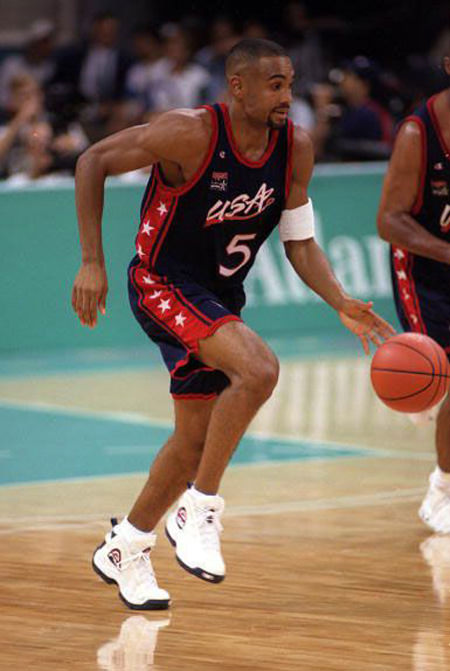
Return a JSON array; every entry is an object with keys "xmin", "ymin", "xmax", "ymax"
[{"xmin": 279, "ymin": 198, "xmax": 315, "ymax": 242}]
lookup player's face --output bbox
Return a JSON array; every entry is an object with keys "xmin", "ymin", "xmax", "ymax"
[{"xmin": 240, "ymin": 56, "xmax": 294, "ymax": 129}]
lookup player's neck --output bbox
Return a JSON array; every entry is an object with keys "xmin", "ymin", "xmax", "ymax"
[{"xmin": 226, "ymin": 103, "xmax": 271, "ymax": 162}]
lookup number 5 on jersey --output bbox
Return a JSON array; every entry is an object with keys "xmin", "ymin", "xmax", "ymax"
[{"xmin": 219, "ymin": 234, "xmax": 257, "ymax": 277}]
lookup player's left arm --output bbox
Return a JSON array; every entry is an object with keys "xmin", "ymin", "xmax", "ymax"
[{"xmin": 282, "ymin": 126, "xmax": 394, "ymax": 353}]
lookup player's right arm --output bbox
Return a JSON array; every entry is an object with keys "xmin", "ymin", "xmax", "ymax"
[
  {"xmin": 72, "ymin": 110, "xmax": 208, "ymax": 328},
  {"xmin": 377, "ymin": 120, "xmax": 450, "ymax": 263}
]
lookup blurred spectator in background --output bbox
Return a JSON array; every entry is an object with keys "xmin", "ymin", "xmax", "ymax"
[
  {"xmin": 148, "ymin": 24, "xmax": 210, "ymax": 112},
  {"xmin": 312, "ymin": 56, "xmax": 394, "ymax": 161},
  {"xmin": 53, "ymin": 13, "xmax": 132, "ymax": 139},
  {"xmin": 125, "ymin": 26, "xmax": 162, "ymax": 106},
  {"xmin": 108, "ymin": 25, "xmax": 164, "ymax": 129},
  {"xmin": 281, "ymin": 2, "xmax": 328, "ymax": 96},
  {"xmin": 0, "ymin": 73, "xmax": 87, "ymax": 181},
  {"xmin": 195, "ymin": 17, "xmax": 240, "ymax": 103},
  {"xmin": 0, "ymin": 20, "xmax": 56, "ymax": 111},
  {"xmin": 241, "ymin": 20, "xmax": 269, "ymax": 40}
]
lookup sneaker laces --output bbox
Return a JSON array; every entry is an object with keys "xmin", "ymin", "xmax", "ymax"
[
  {"xmin": 196, "ymin": 506, "xmax": 223, "ymax": 552},
  {"xmin": 117, "ymin": 548, "xmax": 158, "ymax": 587}
]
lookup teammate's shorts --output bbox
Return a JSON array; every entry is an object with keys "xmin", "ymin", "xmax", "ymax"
[
  {"xmin": 392, "ymin": 269, "xmax": 450, "ymax": 358},
  {"xmin": 128, "ymin": 256, "xmax": 244, "ymax": 399}
]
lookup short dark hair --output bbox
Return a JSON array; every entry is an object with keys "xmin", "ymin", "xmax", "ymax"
[{"xmin": 225, "ymin": 38, "xmax": 288, "ymax": 76}]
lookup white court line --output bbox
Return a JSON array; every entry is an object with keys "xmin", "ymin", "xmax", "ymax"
[
  {"xmin": 0, "ymin": 397, "xmax": 436, "ymax": 461},
  {"xmin": 0, "ymin": 487, "xmax": 425, "ymax": 536}
]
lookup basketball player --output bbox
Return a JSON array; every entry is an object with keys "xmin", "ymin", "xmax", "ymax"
[
  {"xmin": 72, "ymin": 39, "xmax": 393, "ymax": 610},
  {"xmin": 377, "ymin": 53, "xmax": 450, "ymax": 533}
]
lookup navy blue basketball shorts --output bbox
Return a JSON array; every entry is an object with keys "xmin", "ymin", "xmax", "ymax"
[
  {"xmin": 128, "ymin": 257, "xmax": 244, "ymax": 399},
  {"xmin": 392, "ymin": 262, "xmax": 450, "ymax": 358}
]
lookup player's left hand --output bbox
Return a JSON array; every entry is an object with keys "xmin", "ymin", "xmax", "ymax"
[{"xmin": 338, "ymin": 297, "xmax": 396, "ymax": 354}]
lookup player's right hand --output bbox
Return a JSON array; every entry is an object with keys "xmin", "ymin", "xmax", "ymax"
[{"xmin": 71, "ymin": 261, "xmax": 108, "ymax": 328}]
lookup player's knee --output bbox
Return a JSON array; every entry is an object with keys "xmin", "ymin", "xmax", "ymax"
[{"xmin": 239, "ymin": 355, "xmax": 279, "ymax": 402}]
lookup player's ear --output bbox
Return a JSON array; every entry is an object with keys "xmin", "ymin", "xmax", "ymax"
[
  {"xmin": 229, "ymin": 74, "xmax": 244, "ymax": 100},
  {"xmin": 444, "ymin": 55, "xmax": 450, "ymax": 76}
]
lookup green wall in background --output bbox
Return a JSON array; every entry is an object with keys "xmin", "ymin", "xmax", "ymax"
[{"xmin": 0, "ymin": 165, "xmax": 398, "ymax": 353}]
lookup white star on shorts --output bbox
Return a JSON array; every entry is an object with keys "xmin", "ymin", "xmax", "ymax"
[
  {"xmin": 142, "ymin": 222, "xmax": 154, "ymax": 235},
  {"xmin": 149, "ymin": 290, "xmax": 162, "ymax": 299},
  {"xmin": 175, "ymin": 312, "xmax": 186, "ymax": 328},
  {"xmin": 142, "ymin": 274, "xmax": 155, "ymax": 285},
  {"xmin": 157, "ymin": 202, "xmax": 168, "ymax": 216},
  {"xmin": 158, "ymin": 298, "xmax": 171, "ymax": 313}
]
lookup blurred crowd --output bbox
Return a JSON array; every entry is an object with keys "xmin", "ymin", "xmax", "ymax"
[{"xmin": 0, "ymin": 3, "xmax": 448, "ymax": 182}]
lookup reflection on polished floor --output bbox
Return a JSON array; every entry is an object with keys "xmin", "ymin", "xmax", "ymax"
[{"xmin": 0, "ymin": 340, "xmax": 449, "ymax": 670}]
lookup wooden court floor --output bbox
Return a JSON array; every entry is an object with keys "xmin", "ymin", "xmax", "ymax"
[{"xmin": 0, "ymin": 343, "xmax": 449, "ymax": 670}]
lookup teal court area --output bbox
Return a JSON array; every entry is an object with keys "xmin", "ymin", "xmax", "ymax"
[{"xmin": 0, "ymin": 402, "xmax": 368, "ymax": 486}]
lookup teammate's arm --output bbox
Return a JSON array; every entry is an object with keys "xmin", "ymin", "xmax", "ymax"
[
  {"xmin": 377, "ymin": 120, "xmax": 450, "ymax": 263},
  {"xmin": 72, "ymin": 111, "xmax": 208, "ymax": 328},
  {"xmin": 282, "ymin": 127, "xmax": 394, "ymax": 353}
]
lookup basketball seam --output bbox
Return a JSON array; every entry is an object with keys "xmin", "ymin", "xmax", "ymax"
[
  {"xmin": 371, "ymin": 368, "xmax": 449, "ymax": 378},
  {"xmin": 380, "ymin": 340, "xmax": 434, "ymax": 369},
  {"xmin": 376, "ymin": 375, "xmax": 434, "ymax": 401},
  {"xmin": 429, "ymin": 338, "xmax": 446, "ymax": 405}
]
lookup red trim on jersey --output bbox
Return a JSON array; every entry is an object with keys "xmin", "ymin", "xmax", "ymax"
[
  {"xmin": 284, "ymin": 120, "xmax": 294, "ymax": 201},
  {"xmin": 219, "ymin": 103, "xmax": 278, "ymax": 168},
  {"xmin": 400, "ymin": 116, "xmax": 427, "ymax": 215},
  {"xmin": 153, "ymin": 105, "xmax": 218, "ymax": 195},
  {"xmin": 392, "ymin": 246, "xmax": 427, "ymax": 333},
  {"xmin": 172, "ymin": 392, "xmax": 219, "ymax": 400},
  {"xmin": 428, "ymin": 94, "xmax": 450, "ymax": 157}
]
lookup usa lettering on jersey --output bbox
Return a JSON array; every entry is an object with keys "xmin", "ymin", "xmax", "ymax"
[{"xmin": 205, "ymin": 182, "xmax": 275, "ymax": 226}]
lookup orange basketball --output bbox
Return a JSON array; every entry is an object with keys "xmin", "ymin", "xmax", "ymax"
[{"xmin": 370, "ymin": 333, "xmax": 450, "ymax": 413}]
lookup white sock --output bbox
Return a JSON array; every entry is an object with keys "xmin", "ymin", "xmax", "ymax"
[
  {"xmin": 191, "ymin": 485, "xmax": 217, "ymax": 500},
  {"xmin": 116, "ymin": 517, "xmax": 153, "ymax": 541},
  {"xmin": 433, "ymin": 466, "xmax": 450, "ymax": 489}
]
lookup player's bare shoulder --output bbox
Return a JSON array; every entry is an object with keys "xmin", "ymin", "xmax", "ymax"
[{"xmin": 142, "ymin": 108, "xmax": 212, "ymax": 164}]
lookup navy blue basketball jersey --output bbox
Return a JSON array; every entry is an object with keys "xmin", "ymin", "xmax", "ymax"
[
  {"xmin": 392, "ymin": 96, "xmax": 450, "ymax": 288},
  {"xmin": 134, "ymin": 103, "xmax": 294, "ymax": 294},
  {"xmin": 391, "ymin": 94, "xmax": 450, "ymax": 333}
]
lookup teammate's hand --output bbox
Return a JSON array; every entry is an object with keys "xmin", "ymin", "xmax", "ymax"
[
  {"xmin": 71, "ymin": 261, "xmax": 108, "ymax": 328},
  {"xmin": 338, "ymin": 297, "xmax": 396, "ymax": 354}
]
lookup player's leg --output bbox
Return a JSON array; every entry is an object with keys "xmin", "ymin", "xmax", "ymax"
[
  {"xmin": 435, "ymin": 390, "xmax": 450, "ymax": 472},
  {"xmin": 194, "ymin": 319, "xmax": 279, "ymax": 493},
  {"xmin": 127, "ymin": 397, "xmax": 216, "ymax": 531},
  {"xmin": 166, "ymin": 319, "xmax": 279, "ymax": 583},
  {"xmin": 92, "ymin": 398, "xmax": 215, "ymax": 609}
]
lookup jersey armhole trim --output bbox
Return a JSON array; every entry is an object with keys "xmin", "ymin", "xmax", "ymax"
[
  {"xmin": 154, "ymin": 105, "xmax": 218, "ymax": 195},
  {"xmin": 284, "ymin": 120, "xmax": 294, "ymax": 201},
  {"xmin": 401, "ymin": 115, "xmax": 427, "ymax": 216}
]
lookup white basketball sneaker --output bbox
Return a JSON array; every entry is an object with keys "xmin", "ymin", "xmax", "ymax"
[
  {"xmin": 419, "ymin": 469, "xmax": 450, "ymax": 534},
  {"xmin": 165, "ymin": 488, "xmax": 226, "ymax": 583},
  {"xmin": 92, "ymin": 519, "xmax": 171, "ymax": 610}
]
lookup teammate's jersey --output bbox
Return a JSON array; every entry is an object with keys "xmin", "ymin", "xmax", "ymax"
[
  {"xmin": 134, "ymin": 103, "xmax": 293, "ymax": 294},
  {"xmin": 391, "ymin": 95, "xmax": 450, "ymax": 298}
]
